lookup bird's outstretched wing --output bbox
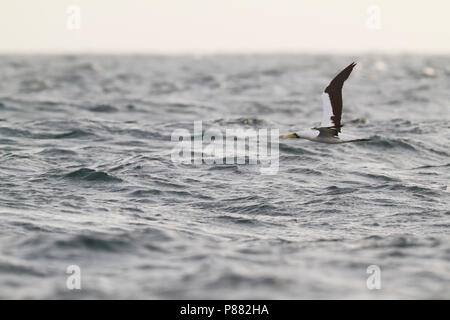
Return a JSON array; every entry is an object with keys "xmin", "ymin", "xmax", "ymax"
[{"xmin": 320, "ymin": 62, "xmax": 356, "ymax": 132}]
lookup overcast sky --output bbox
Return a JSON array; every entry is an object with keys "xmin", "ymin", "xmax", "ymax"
[{"xmin": 0, "ymin": 0, "xmax": 449, "ymax": 54}]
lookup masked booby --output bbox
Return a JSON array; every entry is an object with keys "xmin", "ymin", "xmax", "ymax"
[{"xmin": 283, "ymin": 62, "xmax": 370, "ymax": 144}]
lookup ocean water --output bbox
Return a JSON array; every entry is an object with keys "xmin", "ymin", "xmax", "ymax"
[{"xmin": 0, "ymin": 54, "xmax": 448, "ymax": 299}]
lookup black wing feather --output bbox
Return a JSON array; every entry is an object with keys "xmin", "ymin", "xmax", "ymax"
[{"xmin": 324, "ymin": 62, "xmax": 356, "ymax": 132}]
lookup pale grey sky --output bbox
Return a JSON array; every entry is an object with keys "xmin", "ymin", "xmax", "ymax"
[{"xmin": 0, "ymin": 0, "xmax": 449, "ymax": 54}]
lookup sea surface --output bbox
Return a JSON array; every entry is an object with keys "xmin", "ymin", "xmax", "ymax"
[{"xmin": 0, "ymin": 54, "xmax": 449, "ymax": 299}]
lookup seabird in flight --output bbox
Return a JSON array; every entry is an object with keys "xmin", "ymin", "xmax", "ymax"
[{"xmin": 283, "ymin": 62, "xmax": 370, "ymax": 144}]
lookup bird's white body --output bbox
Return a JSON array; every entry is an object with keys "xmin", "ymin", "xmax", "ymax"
[{"xmin": 294, "ymin": 129, "xmax": 368, "ymax": 144}]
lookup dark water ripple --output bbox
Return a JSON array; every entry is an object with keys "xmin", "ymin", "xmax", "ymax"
[{"xmin": 0, "ymin": 55, "xmax": 449, "ymax": 299}]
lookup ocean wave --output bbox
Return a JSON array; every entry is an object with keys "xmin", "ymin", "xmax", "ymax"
[
  {"xmin": 366, "ymin": 135, "xmax": 418, "ymax": 151},
  {"xmin": 37, "ymin": 148, "xmax": 77, "ymax": 156},
  {"xmin": 55, "ymin": 234, "xmax": 132, "ymax": 252},
  {"xmin": 1, "ymin": 55, "xmax": 449, "ymax": 299},
  {"xmin": 279, "ymin": 143, "xmax": 317, "ymax": 155},
  {"xmin": 63, "ymin": 168, "xmax": 122, "ymax": 182},
  {"xmin": 128, "ymin": 189, "xmax": 163, "ymax": 197},
  {"xmin": 38, "ymin": 129, "xmax": 94, "ymax": 140},
  {"xmin": 88, "ymin": 104, "xmax": 118, "ymax": 113},
  {"xmin": 212, "ymin": 117, "xmax": 269, "ymax": 127},
  {"xmin": 361, "ymin": 235, "xmax": 441, "ymax": 249}
]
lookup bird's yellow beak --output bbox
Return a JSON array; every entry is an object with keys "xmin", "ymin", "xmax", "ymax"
[{"xmin": 283, "ymin": 133, "xmax": 298, "ymax": 139}]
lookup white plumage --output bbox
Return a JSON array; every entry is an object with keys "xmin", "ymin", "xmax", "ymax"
[{"xmin": 321, "ymin": 92, "xmax": 334, "ymax": 128}]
